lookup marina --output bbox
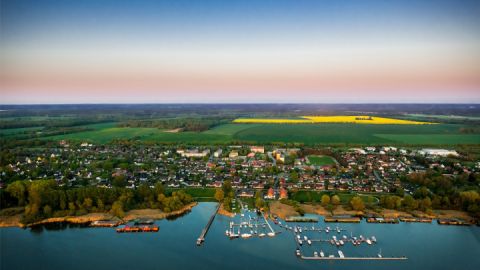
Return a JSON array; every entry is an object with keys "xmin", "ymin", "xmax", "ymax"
[{"xmin": 1, "ymin": 202, "xmax": 479, "ymax": 270}]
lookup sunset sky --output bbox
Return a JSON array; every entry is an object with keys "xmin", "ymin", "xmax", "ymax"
[{"xmin": 1, "ymin": 0, "xmax": 480, "ymax": 104}]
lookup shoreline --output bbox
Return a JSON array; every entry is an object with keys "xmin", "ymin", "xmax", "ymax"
[
  {"xmin": 0, "ymin": 202, "xmax": 198, "ymax": 228},
  {"xmin": 269, "ymin": 201, "xmax": 476, "ymax": 223}
]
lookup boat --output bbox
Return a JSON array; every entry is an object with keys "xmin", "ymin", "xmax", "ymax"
[
  {"xmin": 314, "ymin": 251, "xmax": 318, "ymax": 257},
  {"xmin": 134, "ymin": 219, "xmax": 155, "ymax": 225},
  {"xmin": 299, "ymin": 228, "xmax": 302, "ymax": 233},
  {"xmin": 225, "ymin": 230, "xmax": 230, "ymax": 236},
  {"xmin": 297, "ymin": 235, "xmax": 301, "ymax": 240},
  {"xmin": 336, "ymin": 226, "xmax": 341, "ymax": 233},
  {"xmin": 328, "ymin": 255, "xmax": 335, "ymax": 258},
  {"xmin": 366, "ymin": 239, "xmax": 372, "ymax": 245},
  {"xmin": 259, "ymin": 233, "xmax": 266, "ymax": 237},
  {"xmin": 303, "ymin": 235, "xmax": 308, "ymax": 241},
  {"xmin": 296, "ymin": 249, "xmax": 301, "ymax": 257},
  {"xmin": 338, "ymin": 250, "xmax": 345, "ymax": 258},
  {"xmin": 332, "ymin": 236, "xmax": 337, "ymax": 241},
  {"xmin": 267, "ymin": 232, "xmax": 275, "ymax": 237},
  {"xmin": 241, "ymin": 233, "xmax": 252, "ymax": 238},
  {"xmin": 371, "ymin": 236, "xmax": 377, "ymax": 242},
  {"xmin": 307, "ymin": 239, "xmax": 312, "ymax": 245},
  {"xmin": 320, "ymin": 250, "xmax": 325, "ymax": 257},
  {"xmin": 325, "ymin": 227, "xmax": 330, "ymax": 233},
  {"xmin": 339, "ymin": 240, "xmax": 344, "ymax": 245},
  {"xmin": 330, "ymin": 239, "xmax": 335, "ymax": 245},
  {"xmin": 298, "ymin": 240, "xmax": 303, "ymax": 245},
  {"xmin": 343, "ymin": 235, "xmax": 347, "ymax": 240},
  {"xmin": 378, "ymin": 249, "xmax": 383, "ymax": 258}
]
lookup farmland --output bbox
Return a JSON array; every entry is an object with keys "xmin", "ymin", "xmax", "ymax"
[{"xmin": 233, "ymin": 115, "xmax": 433, "ymax": 124}]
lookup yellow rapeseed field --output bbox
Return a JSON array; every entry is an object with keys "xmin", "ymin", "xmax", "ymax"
[{"xmin": 233, "ymin": 116, "xmax": 433, "ymax": 125}]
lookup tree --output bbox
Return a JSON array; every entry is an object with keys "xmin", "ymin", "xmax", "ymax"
[
  {"xmin": 112, "ymin": 175, "xmax": 126, "ymax": 188},
  {"xmin": 6, "ymin": 181, "xmax": 27, "ymax": 206},
  {"xmin": 331, "ymin": 195, "xmax": 340, "ymax": 205},
  {"xmin": 321, "ymin": 194, "xmax": 330, "ymax": 206},
  {"xmin": 110, "ymin": 201, "xmax": 125, "ymax": 218},
  {"xmin": 350, "ymin": 196, "xmax": 365, "ymax": 211},
  {"xmin": 214, "ymin": 189, "xmax": 224, "ymax": 202},
  {"xmin": 402, "ymin": 195, "xmax": 417, "ymax": 210}
]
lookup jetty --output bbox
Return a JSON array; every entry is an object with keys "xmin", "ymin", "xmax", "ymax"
[{"xmin": 197, "ymin": 203, "xmax": 220, "ymax": 246}]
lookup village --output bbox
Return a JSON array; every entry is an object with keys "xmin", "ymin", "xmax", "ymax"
[{"xmin": 1, "ymin": 141, "xmax": 477, "ymax": 203}]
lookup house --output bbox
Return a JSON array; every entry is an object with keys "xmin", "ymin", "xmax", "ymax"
[
  {"xmin": 229, "ymin": 151, "xmax": 239, "ymax": 159},
  {"xmin": 250, "ymin": 146, "xmax": 265, "ymax": 153},
  {"xmin": 265, "ymin": 188, "xmax": 275, "ymax": 199}
]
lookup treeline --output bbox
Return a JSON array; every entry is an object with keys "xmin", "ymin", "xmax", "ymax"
[
  {"xmin": 4, "ymin": 180, "xmax": 193, "ymax": 224},
  {"xmin": 214, "ymin": 180, "xmax": 235, "ymax": 211},
  {"xmin": 380, "ymin": 171, "xmax": 480, "ymax": 217},
  {"xmin": 117, "ymin": 117, "xmax": 233, "ymax": 132}
]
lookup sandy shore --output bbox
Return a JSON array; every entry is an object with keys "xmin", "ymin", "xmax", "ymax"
[
  {"xmin": 217, "ymin": 203, "xmax": 235, "ymax": 217},
  {"xmin": 269, "ymin": 201, "xmax": 473, "ymax": 221},
  {"xmin": 0, "ymin": 202, "xmax": 198, "ymax": 228}
]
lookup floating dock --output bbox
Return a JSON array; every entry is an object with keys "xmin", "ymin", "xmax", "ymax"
[
  {"xmin": 367, "ymin": 217, "xmax": 399, "ymax": 224},
  {"xmin": 197, "ymin": 203, "xmax": 220, "ymax": 246},
  {"xmin": 116, "ymin": 225, "xmax": 159, "ymax": 233},
  {"xmin": 437, "ymin": 219, "xmax": 471, "ymax": 226},
  {"xmin": 301, "ymin": 256, "xmax": 407, "ymax": 260},
  {"xmin": 91, "ymin": 220, "xmax": 121, "ymax": 227},
  {"xmin": 324, "ymin": 216, "xmax": 361, "ymax": 223},
  {"xmin": 285, "ymin": 216, "xmax": 319, "ymax": 222}
]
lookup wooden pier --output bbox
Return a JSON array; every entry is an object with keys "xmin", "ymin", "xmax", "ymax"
[{"xmin": 197, "ymin": 203, "xmax": 220, "ymax": 246}]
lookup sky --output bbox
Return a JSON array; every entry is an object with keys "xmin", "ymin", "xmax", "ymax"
[{"xmin": 1, "ymin": 0, "xmax": 480, "ymax": 104}]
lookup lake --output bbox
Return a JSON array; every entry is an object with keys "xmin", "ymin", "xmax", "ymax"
[{"xmin": 1, "ymin": 202, "xmax": 479, "ymax": 270}]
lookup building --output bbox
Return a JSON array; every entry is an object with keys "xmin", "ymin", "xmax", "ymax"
[
  {"xmin": 265, "ymin": 188, "xmax": 275, "ymax": 199},
  {"xmin": 178, "ymin": 149, "xmax": 210, "ymax": 158},
  {"xmin": 419, "ymin": 149, "xmax": 459, "ymax": 157},
  {"xmin": 213, "ymin": 149, "xmax": 223, "ymax": 158},
  {"xmin": 229, "ymin": 151, "xmax": 239, "ymax": 159},
  {"xmin": 279, "ymin": 188, "xmax": 288, "ymax": 199},
  {"xmin": 250, "ymin": 146, "xmax": 265, "ymax": 153}
]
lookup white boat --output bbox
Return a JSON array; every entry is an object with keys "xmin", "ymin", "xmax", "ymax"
[
  {"xmin": 297, "ymin": 235, "xmax": 301, "ymax": 240},
  {"xmin": 339, "ymin": 240, "xmax": 344, "ymax": 245},
  {"xmin": 303, "ymin": 236, "xmax": 308, "ymax": 241},
  {"xmin": 313, "ymin": 251, "xmax": 318, "ymax": 257},
  {"xmin": 307, "ymin": 239, "xmax": 312, "ymax": 245},
  {"xmin": 371, "ymin": 236, "xmax": 377, "ymax": 242},
  {"xmin": 366, "ymin": 239, "xmax": 372, "ymax": 245},
  {"xmin": 328, "ymin": 255, "xmax": 335, "ymax": 258},
  {"xmin": 259, "ymin": 233, "xmax": 266, "ymax": 237},
  {"xmin": 378, "ymin": 249, "xmax": 383, "ymax": 258},
  {"xmin": 338, "ymin": 250, "xmax": 345, "ymax": 258},
  {"xmin": 332, "ymin": 236, "xmax": 337, "ymax": 241},
  {"xmin": 296, "ymin": 249, "xmax": 301, "ymax": 257},
  {"xmin": 343, "ymin": 235, "xmax": 347, "ymax": 240},
  {"xmin": 241, "ymin": 233, "xmax": 252, "ymax": 238},
  {"xmin": 298, "ymin": 240, "xmax": 303, "ymax": 245},
  {"xmin": 320, "ymin": 250, "xmax": 325, "ymax": 257},
  {"xmin": 267, "ymin": 232, "xmax": 275, "ymax": 237},
  {"xmin": 299, "ymin": 228, "xmax": 302, "ymax": 233},
  {"xmin": 336, "ymin": 227, "xmax": 341, "ymax": 233}
]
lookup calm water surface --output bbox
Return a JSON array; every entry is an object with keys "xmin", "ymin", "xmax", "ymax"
[{"xmin": 1, "ymin": 202, "xmax": 479, "ymax": 270}]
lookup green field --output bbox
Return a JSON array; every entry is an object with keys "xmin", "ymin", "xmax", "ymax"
[
  {"xmin": 2, "ymin": 120, "xmax": 476, "ymax": 145},
  {"xmin": 375, "ymin": 134, "xmax": 480, "ymax": 144},
  {"xmin": 306, "ymin": 155, "xmax": 337, "ymax": 166}
]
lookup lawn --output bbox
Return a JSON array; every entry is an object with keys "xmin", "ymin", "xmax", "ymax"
[{"xmin": 306, "ymin": 155, "xmax": 337, "ymax": 166}]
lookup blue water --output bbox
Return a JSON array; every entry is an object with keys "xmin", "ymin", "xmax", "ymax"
[{"xmin": 1, "ymin": 202, "xmax": 479, "ymax": 270}]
